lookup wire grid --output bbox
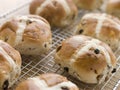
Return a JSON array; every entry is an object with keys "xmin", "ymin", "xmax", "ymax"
[
  {"xmin": 9, "ymin": 27, "xmax": 120, "ymax": 90},
  {"xmin": 0, "ymin": 1, "xmax": 120, "ymax": 90}
]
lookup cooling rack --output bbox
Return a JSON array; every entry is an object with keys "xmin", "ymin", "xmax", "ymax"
[{"xmin": 0, "ymin": 1, "xmax": 120, "ymax": 90}]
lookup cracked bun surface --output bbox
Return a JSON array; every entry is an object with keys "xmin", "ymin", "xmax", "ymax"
[
  {"xmin": 15, "ymin": 73, "xmax": 79, "ymax": 90},
  {"xmin": 0, "ymin": 40, "xmax": 21, "ymax": 90},
  {"xmin": 30, "ymin": 0, "xmax": 78, "ymax": 27},
  {"xmin": 0, "ymin": 15, "xmax": 52, "ymax": 55},
  {"xmin": 54, "ymin": 35, "xmax": 116, "ymax": 84},
  {"xmin": 75, "ymin": 13, "xmax": 120, "ymax": 51}
]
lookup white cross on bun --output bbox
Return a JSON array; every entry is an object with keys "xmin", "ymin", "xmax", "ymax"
[
  {"xmin": 116, "ymin": 83, "xmax": 120, "ymax": 90},
  {"xmin": 75, "ymin": 13, "xmax": 120, "ymax": 51},
  {"xmin": 15, "ymin": 73, "xmax": 79, "ymax": 90},
  {"xmin": 0, "ymin": 40, "xmax": 21, "ymax": 90},
  {"xmin": 29, "ymin": 0, "xmax": 78, "ymax": 27},
  {"xmin": 55, "ymin": 35, "xmax": 116, "ymax": 84},
  {"xmin": 0, "ymin": 15, "xmax": 52, "ymax": 55}
]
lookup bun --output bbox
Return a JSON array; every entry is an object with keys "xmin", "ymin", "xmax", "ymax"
[
  {"xmin": 30, "ymin": 0, "xmax": 78, "ymax": 27},
  {"xmin": 15, "ymin": 73, "xmax": 79, "ymax": 90},
  {"xmin": 0, "ymin": 40, "xmax": 21, "ymax": 90},
  {"xmin": 0, "ymin": 15, "xmax": 52, "ymax": 55},
  {"xmin": 72, "ymin": 0, "xmax": 103, "ymax": 10},
  {"xmin": 55, "ymin": 35, "xmax": 116, "ymax": 84},
  {"xmin": 75, "ymin": 13, "xmax": 120, "ymax": 51},
  {"xmin": 116, "ymin": 83, "xmax": 120, "ymax": 90},
  {"xmin": 106, "ymin": 0, "xmax": 120, "ymax": 18}
]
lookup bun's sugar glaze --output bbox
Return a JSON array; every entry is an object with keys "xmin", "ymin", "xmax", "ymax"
[
  {"xmin": 30, "ymin": 0, "xmax": 78, "ymax": 27},
  {"xmin": 0, "ymin": 40, "xmax": 21, "ymax": 90},
  {"xmin": 14, "ymin": 16, "xmax": 50, "ymax": 45},
  {"xmin": 75, "ymin": 13, "xmax": 120, "ymax": 51},
  {"xmin": 55, "ymin": 35, "xmax": 116, "ymax": 84},
  {"xmin": 72, "ymin": 0, "xmax": 103, "ymax": 10},
  {"xmin": 106, "ymin": 0, "xmax": 120, "ymax": 18},
  {"xmin": 15, "ymin": 73, "xmax": 79, "ymax": 90},
  {"xmin": 0, "ymin": 15, "xmax": 52, "ymax": 55}
]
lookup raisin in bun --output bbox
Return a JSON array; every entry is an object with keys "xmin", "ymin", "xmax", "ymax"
[
  {"xmin": 72, "ymin": 0, "xmax": 103, "ymax": 10},
  {"xmin": 55, "ymin": 35, "xmax": 116, "ymax": 84},
  {"xmin": 30, "ymin": 0, "xmax": 78, "ymax": 27},
  {"xmin": 15, "ymin": 73, "xmax": 79, "ymax": 90},
  {"xmin": 105, "ymin": 0, "xmax": 120, "ymax": 18},
  {"xmin": 0, "ymin": 15, "xmax": 52, "ymax": 55},
  {"xmin": 75, "ymin": 13, "xmax": 120, "ymax": 51},
  {"xmin": 0, "ymin": 40, "xmax": 21, "ymax": 90}
]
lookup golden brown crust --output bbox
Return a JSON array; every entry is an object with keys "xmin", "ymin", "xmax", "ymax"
[
  {"xmin": 30, "ymin": 0, "xmax": 66, "ymax": 26},
  {"xmin": 56, "ymin": 35, "xmax": 91, "ymax": 60},
  {"xmin": 0, "ymin": 15, "xmax": 52, "ymax": 55},
  {"xmin": 100, "ymin": 42, "xmax": 116, "ymax": 67},
  {"xmin": 23, "ymin": 19, "xmax": 51, "ymax": 43},
  {"xmin": 38, "ymin": 0, "xmax": 66, "ymax": 26},
  {"xmin": 0, "ymin": 20, "xmax": 18, "ymax": 46},
  {"xmin": 116, "ymin": 84, "xmax": 120, "ymax": 90},
  {"xmin": 30, "ymin": 0, "xmax": 45, "ymax": 14},
  {"xmin": 75, "ymin": 13, "xmax": 120, "ymax": 51},
  {"xmin": 106, "ymin": 0, "xmax": 120, "ymax": 18},
  {"xmin": 38, "ymin": 73, "xmax": 68, "ymax": 86},
  {"xmin": 0, "ymin": 20, "xmax": 18, "ymax": 32},
  {"xmin": 29, "ymin": 0, "xmax": 78, "ymax": 27},
  {"xmin": 73, "ymin": 0, "xmax": 103, "ymax": 10},
  {"xmin": 0, "ymin": 40, "xmax": 21, "ymax": 66},
  {"xmin": 15, "ymin": 73, "xmax": 79, "ymax": 90},
  {"xmin": 55, "ymin": 35, "xmax": 116, "ymax": 84},
  {"xmin": 0, "ymin": 40, "xmax": 21, "ymax": 90},
  {"xmin": 66, "ymin": 0, "xmax": 78, "ymax": 21}
]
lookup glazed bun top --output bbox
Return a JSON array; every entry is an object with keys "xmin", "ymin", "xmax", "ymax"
[
  {"xmin": 106, "ymin": 0, "xmax": 120, "ymax": 18},
  {"xmin": 72, "ymin": 0, "xmax": 103, "ymax": 10},
  {"xmin": 56, "ymin": 35, "xmax": 116, "ymax": 68},
  {"xmin": 0, "ymin": 15, "xmax": 52, "ymax": 55},
  {"xmin": 55, "ymin": 35, "xmax": 116, "ymax": 84},
  {"xmin": 15, "ymin": 73, "xmax": 79, "ymax": 90},
  {"xmin": 30, "ymin": 0, "xmax": 78, "ymax": 27},
  {"xmin": 75, "ymin": 13, "xmax": 120, "ymax": 51},
  {"xmin": 0, "ymin": 40, "xmax": 21, "ymax": 89}
]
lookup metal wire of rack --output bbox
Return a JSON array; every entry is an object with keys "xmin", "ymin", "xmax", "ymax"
[
  {"xmin": 10, "ymin": 28, "xmax": 120, "ymax": 90},
  {"xmin": 0, "ymin": 1, "xmax": 120, "ymax": 90}
]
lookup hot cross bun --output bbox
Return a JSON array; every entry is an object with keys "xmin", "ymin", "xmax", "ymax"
[
  {"xmin": 72, "ymin": 0, "xmax": 103, "ymax": 10},
  {"xmin": 15, "ymin": 73, "xmax": 79, "ymax": 90},
  {"xmin": 75, "ymin": 13, "xmax": 120, "ymax": 51},
  {"xmin": 30, "ymin": 0, "xmax": 78, "ymax": 27},
  {"xmin": 55, "ymin": 35, "xmax": 116, "ymax": 84},
  {"xmin": 0, "ymin": 40, "xmax": 21, "ymax": 90},
  {"xmin": 0, "ymin": 15, "xmax": 52, "ymax": 55}
]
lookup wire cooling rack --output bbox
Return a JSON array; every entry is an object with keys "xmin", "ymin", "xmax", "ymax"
[{"xmin": 0, "ymin": 1, "xmax": 120, "ymax": 90}]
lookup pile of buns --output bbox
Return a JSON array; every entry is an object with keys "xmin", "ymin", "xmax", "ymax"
[
  {"xmin": 72, "ymin": 0, "xmax": 120, "ymax": 18},
  {"xmin": 0, "ymin": 0, "xmax": 119, "ymax": 90},
  {"xmin": 75, "ymin": 13, "xmax": 120, "ymax": 51}
]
